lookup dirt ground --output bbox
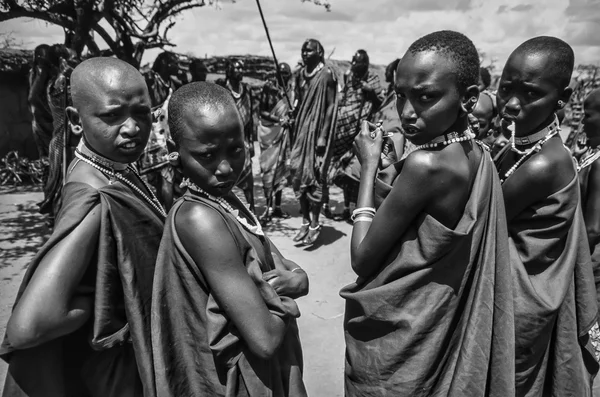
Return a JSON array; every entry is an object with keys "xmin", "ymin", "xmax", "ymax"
[{"xmin": 0, "ymin": 177, "xmax": 355, "ymax": 396}]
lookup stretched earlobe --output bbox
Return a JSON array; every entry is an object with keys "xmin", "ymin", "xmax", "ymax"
[
  {"xmin": 70, "ymin": 123, "xmax": 83, "ymax": 136},
  {"xmin": 557, "ymin": 100, "xmax": 566, "ymax": 109},
  {"xmin": 168, "ymin": 152, "xmax": 181, "ymax": 167}
]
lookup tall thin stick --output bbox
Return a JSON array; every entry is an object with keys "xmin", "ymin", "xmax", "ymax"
[{"xmin": 255, "ymin": 0, "xmax": 292, "ymax": 109}]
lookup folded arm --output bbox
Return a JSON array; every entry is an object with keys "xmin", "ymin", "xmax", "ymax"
[{"xmin": 7, "ymin": 205, "xmax": 100, "ymax": 349}]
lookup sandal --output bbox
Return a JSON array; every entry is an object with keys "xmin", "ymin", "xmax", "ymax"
[
  {"xmin": 302, "ymin": 224, "xmax": 322, "ymax": 246},
  {"xmin": 293, "ymin": 222, "xmax": 310, "ymax": 242}
]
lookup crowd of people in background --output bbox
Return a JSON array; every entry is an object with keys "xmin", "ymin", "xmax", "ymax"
[{"xmin": 3, "ymin": 28, "xmax": 600, "ymax": 397}]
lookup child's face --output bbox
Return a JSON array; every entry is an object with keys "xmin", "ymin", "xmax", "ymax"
[
  {"xmin": 473, "ymin": 96, "xmax": 495, "ymax": 143},
  {"xmin": 394, "ymin": 50, "xmax": 465, "ymax": 145},
  {"xmin": 76, "ymin": 70, "xmax": 152, "ymax": 164},
  {"xmin": 584, "ymin": 92, "xmax": 600, "ymax": 140},
  {"xmin": 497, "ymin": 51, "xmax": 567, "ymax": 135},
  {"xmin": 178, "ymin": 106, "xmax": 245, "ymax": 197}
]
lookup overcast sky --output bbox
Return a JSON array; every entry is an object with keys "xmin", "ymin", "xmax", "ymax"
[{"xmin": 2, "ymin": 0, "xmax": 599, "ymax": 69}]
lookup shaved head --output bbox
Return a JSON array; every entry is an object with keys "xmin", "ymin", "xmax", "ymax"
[
  {"xmin": 474, "ymin": 92, "xmax": 495, "ymax": 119},
  {"xmin": 71, "ymin": 57, "xmax": 149, "ymax": 110},
  {"xmin": 511, "ymin": 36, "xmax": 574, "ymax": 89},
  {"xmin": 168, "ymin": 82, "xmax": 241, "ymax": 146}
]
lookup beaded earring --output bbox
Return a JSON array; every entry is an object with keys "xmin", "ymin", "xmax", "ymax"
[{"xmin": 557, "ymin": 100, "xmax": 566, "ymax": 108}]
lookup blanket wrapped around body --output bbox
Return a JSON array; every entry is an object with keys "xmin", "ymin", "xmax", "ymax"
[
  {"xmin": 341, "ymin": 151, "xmax": 515, "ymax": 396},
  {"xmin": 509, "ymin": 170, "xmax": 599, "ymax": 396},
  {"xmin": 151, "ymin": 194, "xmax": 307, "ymax": 397},
  {"xmin": 1, "ymin": 181, "xmax": 165, "ymax": 397}
]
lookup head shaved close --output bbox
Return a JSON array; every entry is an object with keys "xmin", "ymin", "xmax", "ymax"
[
  {"xmin": 70, "ymin": 57, "xmax": 146, "ymax": 110},
  {"xmin": 512, "ymin": 36, "xmax": 574, "ymax": 88},
  {"xmin": 168, "ymin": 82, "xmax": 238, "ymax": 146},
  {"xmin": 408, "ymin": 30, "xmax": 480, "ymax": 93}
]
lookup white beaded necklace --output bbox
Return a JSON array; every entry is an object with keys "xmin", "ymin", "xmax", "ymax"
[
  {"xmin": 500, "ymin": 130, "xmax": 559, "ymax": 184},
  {"xmin": 577, "ymin": 147, "xmax": 600, "ymax": 172},
  {"xmin": 74, "ymin": 146, "xmax": 167, "ymax": 218},
  {"xmin": 303, "ymin": 62, "xmax": 324, "ymax": 79},
  {"xmin": 181, "ymin": 178, "xmax": 264, "ymax": 236},
  {"xmin": 414, "ymin": 126, "xmax": 475, "ymax": 151},
  {"xmin": 510, "ymin": 114, "xmax": 560, "ymax": 155}
]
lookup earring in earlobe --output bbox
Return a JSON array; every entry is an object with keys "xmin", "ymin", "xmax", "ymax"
[
  {"xmin": 168, "ymin": 152, "xmax": 180, "ymax": 165},
  {"xmin": 557, "ymin": 100, "xmax": 566, "ymax": 108},
  {"xmin": 71, "ymin": 124, "xmax": 83, "ymax": 135}
]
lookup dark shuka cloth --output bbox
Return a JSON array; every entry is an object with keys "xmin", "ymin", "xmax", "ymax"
[
  {"xmin": 341, "ymin": 151, "xmax": 516, "ymax": 396},
  {"xmin": 509, "ymin": 170, "xmax": 599, "ymax": 396},
  {"xmin": 1, "ymin": 181, "xmax": 165, "ymax": 397},
  {"xmin": 290, "ymin": 66, "xmax": 338, "ymax": 204},
  {"xmin": 579, "ymin": 164, "xmax": 600, "ymax": 317},
  {"xmin": 151, "ymin": 194, "xmax": 307, "ymax": 397}
]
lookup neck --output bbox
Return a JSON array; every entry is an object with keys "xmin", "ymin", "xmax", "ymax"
[
  {"xmin": 229, "ymin": 80, "xmax": 241, "ymax": 92},
  {"xmin": 306, "ymin": 61, "xmax": 320, "ymax": 73},
  {"xmin": 515, "ymin": 113, "xmax": 556, "ymax": 137}
]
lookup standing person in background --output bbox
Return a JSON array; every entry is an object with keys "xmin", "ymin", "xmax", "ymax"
[
  {"xmin": 258, "ymin": 63, "xmax": 294, "ymax": 226},
  {"xmin": 290, "ymin": 39, "xmax": 338, "ymax": 246},
  {"xmin": 40, "ymin": 45, "xmax": 80, "ymax": 226},
  {"xmin": 325, "ymin": 50, "xmax": 382, "ymax": 222},
  {"xmin": 28, "ymin": 44, "xmax": 54, "ymax": 160},
  {"xmin": 218, "ymin": 60, "xmax": 257, "ymax": 213},
  {"xmin": 190, "ymin": 58, "xmax": 208, "ymax": 82},
  {"xmin": 494, "ymin": 36, "xmax": 598, "ymax": 396}
]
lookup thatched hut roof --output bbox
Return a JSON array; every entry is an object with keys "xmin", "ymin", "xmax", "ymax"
[{"xmin": 0, "ymin": 48, "xmax": 32, "ymax": 75}]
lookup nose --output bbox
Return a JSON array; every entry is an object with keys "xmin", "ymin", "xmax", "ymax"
[
  {"xmin": 504, "ymin": 96, "xmax": 521, "ymax": 115},
  {"xmin": 120, "ymin": 117, "xmax": 139, "ymax": 137},
  {"xmin": 215, "ymin": 159, "xmax": 232, "ymax": 176},
  {"xmin": 398, "ymin": 99, "xmax": 417, "ymax": 124}
]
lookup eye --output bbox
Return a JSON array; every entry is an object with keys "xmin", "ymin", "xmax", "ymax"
[
  {"xmin": 418, "ymin": 94, "xmax": 434, "ymax": 103},
  {"xmin": 198, "ymin": 152, "xmax": 214, "ymax": 160},
  {"xmin": 525, "ymin": 90, "xmax": 540, "ymax": 99}
]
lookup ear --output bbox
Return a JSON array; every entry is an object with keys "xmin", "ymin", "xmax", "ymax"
[
  {"xmin": 557, "ymin": 86, "xmax": 573, "ymax": 110},
  {"xmin": 461, "ymin": 85, "xmax": 480, "ymax": 114},
  {"xmin": 66, "ymin": 106, "xmax": 80, "ymax": 129}
]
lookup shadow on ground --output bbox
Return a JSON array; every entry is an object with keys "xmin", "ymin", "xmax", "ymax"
[{"xmin": 0, "ymin": 194, "xmax": 49, "ymax": 272}]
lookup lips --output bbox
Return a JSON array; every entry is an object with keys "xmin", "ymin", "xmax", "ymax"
[
  {"xmin": 118, "ymin": 140, "xmax": 142, "ymax": 150},
  {"xmin": 402, "ymin": 125, "xmax": 420, "ymax": 136}
]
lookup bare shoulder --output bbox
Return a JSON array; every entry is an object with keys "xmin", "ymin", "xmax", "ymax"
[
  {"xmin": 520, "ymin": 138, "xmax": 575, "ymax": 187},
  {"xmin": 403, "ymin": 149, "xmax": 453, "ymax": 180},
  {"xmin": 67, "ymin": 161, "xmax": 109, "ymax": 190},
  {"xmin": 175, "ymin": 200, "xmax": 234, "ymax": 250}
]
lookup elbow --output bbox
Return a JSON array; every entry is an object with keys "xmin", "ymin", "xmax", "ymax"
[
  {"xmin": 6, "ymin": 317, "xmax": 45, "ymax": 350},
  {"xmin": 246, "ymin": 321, "xmax": 286, "ymax": 360}
]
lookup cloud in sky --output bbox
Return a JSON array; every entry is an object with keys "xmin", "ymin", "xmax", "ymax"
[{"xmin": 2, "ymin": 0, "xmax": 600, "ymax": 70}]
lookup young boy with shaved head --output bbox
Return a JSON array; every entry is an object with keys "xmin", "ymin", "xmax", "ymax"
[
  {"xmin": 494, "ymin": 37, "xmax": 598, "ymax": 396},
  {"xmin": 1, "ymin": 57, "xmax": 165, "ymax": 397}
]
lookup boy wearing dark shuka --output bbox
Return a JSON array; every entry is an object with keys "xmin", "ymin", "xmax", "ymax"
[
  {"xmin": 151, "ymin": 82, "xmax": 308, "ymax": 397},
  {"xmin": 340, "ymin": 31, "xmax": 515, "ymax": 396},
  {"xmin": 494, "ymin": 37, "xmax": 598, "ymax": 396},
  {"xmin": 1, "ymin": 58, "xmax": 165, "ymax": 396}
]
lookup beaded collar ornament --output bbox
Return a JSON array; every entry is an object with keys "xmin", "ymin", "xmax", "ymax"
[
  {"xmin": 414, "ymin": 126, "xmax": 475, "ymax": 151},
  {"xmin": 180, "ymin": 177, "xmax": 264, "ymax": 236},
  {"xmin": 500, "ymin": 118, "xmax": 559, "ymax": 184},
  {"xmin": 510, "ymin": 114, "xmax": 560, "ymax": 154},
  {"xmin": 74, "ymin": 141, "xmax": 167, "ymax": 218},
  {"xmin": 303, "ymin": 62, "xmax": 324, "ymax": 79}
]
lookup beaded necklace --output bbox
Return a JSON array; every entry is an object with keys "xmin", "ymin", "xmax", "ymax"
[
  {"xmin": 414, "ymin": 126, "xmax": 475, "ymax": 151},
  {"xmin": 303, "ymin": 62, "xmax": 324, "ymax": 79},
  {"xmin": 181, "ymin": 178, "xmax": 264, "ymax": 236},
  {"xmin": 74, "ymin": 143, "xmax": 167, "ymax": 218},
  {"xmin": 510, "ymin": 114, "xmax": 560, "ymax": 155},
  {"xmin": 577, "ymin": 147, "xmax": 600, "ymax": 172},
  {"xmin": 500, "ymin": 130, "xmax": 559, "ymax": 184}
]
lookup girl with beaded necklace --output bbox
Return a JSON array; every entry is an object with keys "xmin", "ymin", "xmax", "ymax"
[
  {"xmin": 578, "ymin": 88, "xmax": 600, "ymax": 330},
  {"xmin": 340, "ymin": 31, "xmax": 515, "ymax": 396},
  {"xmin": 151, "ymin": 82, "xmax": 308, "ymax": 397},
  {"xmin": 1, "ymin": 58, "xmax": 165, "ymax": 397},
  {"xmin": 494, "ymin": 37, "xmax": 598, "ymax": 396}
]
